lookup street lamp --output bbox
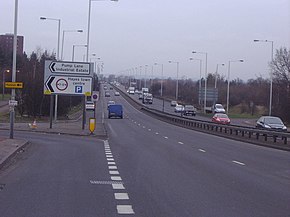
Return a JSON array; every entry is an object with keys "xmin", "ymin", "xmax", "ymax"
[
  {"xmin": 226, "ymin": 59, "xmax": 244, "ymax": 114},
  {"xmin": 61, "ymin": 29, "xmax": 83, "ymax": 60},
  {"xmin": 192, "ymin": 51, "xmax": 208, "ymax": 113},
  {"xmin": 2, "ymin": 69, "xmax": 10, "ymax": 99},
  {"xmin": 86, "ymin": 0, "xmax": 118, "ymax": 62},
  {"xmin": 214, "ymin": 63, "xmax": 225, "ymax": 88},
  {"xmin": 144, "ymin": 65, "xmax": 148, "ymax": 88},
  {"xmin": 169, "ymin": 61, "xmax": 179, "ymax": 100},
  {"xmin": 254, "ymin": 39, "xmax": 274, "ymax": 116},
  {"xmin": 40, "ymin": 16, "xmax": 61, "ymax": 123},
  {"xmin": 189, "ymin": 58, "xmax": 202, "ymax": 105},
  {"xmin": 139, "ymin": 66, "xmax": 142, "ymax": 90},
  {"xmin": 40, "ymin": 16, "xmax": 61, "ymax": 60},
  {"xmin": 154, "ymin": 63, "xmax": 164, "ymax": 97},
  {"xmin": 72, "ymin": 44, "xmax": 87, "ymax": 61}
]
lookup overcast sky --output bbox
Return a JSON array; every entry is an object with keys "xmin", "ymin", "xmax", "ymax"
[{"xmin": 1, "ymin": 0, "xmax": 290, "ymax": 81}]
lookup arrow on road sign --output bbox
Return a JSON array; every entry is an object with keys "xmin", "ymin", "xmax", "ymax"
[
  {"xmin": 49, "ymin": 62, "xmax": 56, "ymax": 72},
  {"xmin": 45, "ymin": 76, "xmax": 55, "ymax": 92}
]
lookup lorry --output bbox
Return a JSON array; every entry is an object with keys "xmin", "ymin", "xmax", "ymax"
[
  {"xmin": 128, "ymin": 87, "xmax": 135, "ymax": 95},
  {"xmin": 108, "ymin": 104, "xmax": 123, "ymax": 119}
]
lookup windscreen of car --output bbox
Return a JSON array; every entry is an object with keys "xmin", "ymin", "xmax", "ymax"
[
  {"xmin": 217, "ymin": 114, "xmax": 228, "ymax": 118},
  {"xmin": 264, "ymin": 117, "xmax": 283, "ymax": 125},
  {"xmin": 216, "ymin": 104, "xmax": 224, "ymax": 109},
  {"xmin": 185, "ymin": 105, "xmax": 194, "ymax": 110}
]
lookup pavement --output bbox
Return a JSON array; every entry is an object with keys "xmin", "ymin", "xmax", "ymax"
[{"xmin": 0, "ymin": 98, "xmax": 106, "ymax": 169}]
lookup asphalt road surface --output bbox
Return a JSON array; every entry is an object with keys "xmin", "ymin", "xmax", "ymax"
[{"xmin": 0, "ymin": 87, "xmax": 289, "ymax": 217}]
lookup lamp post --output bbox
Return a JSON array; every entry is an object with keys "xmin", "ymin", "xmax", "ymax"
[
  {"xmin": 72, "ymin": 44, "xmax": 87, "ymax": 61},
  {"xmin": 189, "ymin": 58, "xmax": 202, "ymax": 105},
  {"xmin": 169, "ymin": 61, "xmax": 179, "ymax": 100},
  {"xmin": 86, "ymin": 0, "xmax": 118, "ymax": 62},
  {"xmin": 40, "ymin": 16, "xmax": 61, "ymax": 60},
  {"xmin": 214, "ymin": 63, "xmax": 225, "ymax": 89},
  {"xmin": 226, "ymin": 59, "xmax": 244, "ymax": 114},
  {"xmin": 139, "ymin": 66, "xmax": 142, "ymax": 90},
  {"xmin": 40, "ymin": 16, "xmax": 61, "ymax": 123},
  {"xmin": 2, "ymin": 69, "xmax": 9, "ymax": 99},
  {"xmin": 254, "ymin": 39, "xmax": 274, "ymax": 116},
  {"xmin": 154, "ymin": 63, "xmax": 164, "ymax": 97},
  {"xmin": 192, "ymin": 51, "xmax": 207, "ymax": 113},
  {"xmin": 144, "ymin": 65, "xmax": 148, "ymax": 88},
  {"xmin": 61, "ymin": 29, "xmax": 83, "ymax": 60}
]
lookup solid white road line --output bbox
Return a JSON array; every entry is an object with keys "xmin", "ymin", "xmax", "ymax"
[
  {"xmin": 117, "ymin": 205, "xmax": 135, "ymax": 214},
  {"xmin": 198, "ymin": 149, "xmax": 206, "ymax": 153},
  {"xmin": 232, "ymin": 160, "xmax": 246, "ymax": 166},
  {"xmin": 114, "ymin": 193, "xmax": 129, "ymax": 200}
]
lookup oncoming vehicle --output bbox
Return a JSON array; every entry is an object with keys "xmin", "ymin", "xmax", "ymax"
[
  {"xmin": 142, "ymin": 93, "xmax": 153, "ymax": 104},
  {"xmin": 85, "ymin": 101, "xmax": 95, "ymax": 110},
  {"xmin": 114, "ymin": 91, "xmax": 120, "ymax": 96},
  {"xmin": 174, "ymin": 104, "xmax": 184, "ymax": 113},
  {"xmin": 171, "ymin": 101, "xmax": 177, "ymax": 107},
  {"xmin": 212, "ymin": 104, "xmax": 225, "ymax": 113},
  {"xmin": 212, "ymin": 113, "xmax": 231, "ymax": 125},
  {"xmin": 256, "ymin": 116, "xmax": 287, "ymax": 132},
  {"xmin": 108, "ymin": 104, "xmax": 123, "ymax": 119},
  {"xmin": 183, "ymin": 105, "xmax": 196, "ymax": 116}
]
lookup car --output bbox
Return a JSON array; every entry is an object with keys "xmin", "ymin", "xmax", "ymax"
[
  {"xmin": 108, "ymin": 104, "xmax": 123, "ymax": 119},
  {"xmin": 142, "ymin": 93, "xmax": 153, "ymax": 104},
  {"xmin": 171, "ymin": 100, "xmax": 177, "ymax": 107},
  {"xmin": 138, "ymin": 93, "xmax": 143, "ymax": 100},
  {"xmin": 114, "ymin": 91, "xmax": 120, "ymax": 96},
  {"xmin": 174, "ymin": 104, "xmax": 184, "ymax": 113},
  {"xmin": 212, "ymin": 113, "xmax": 231, "ymax": 125},
  {"xmin": 85, "ymin": 101, "xmax": 95, "ymax": 110},
  {"xmin": 107, "ymin": 100, "xmax": 115, "ymax": 109},
  {"xmin": 109, "ymin": 86, "xmax": 113, "ymax": 90},
  {"xmin": 183, "ymin": 105, "xmax": 196, "ymax": 116},
  {"xmin": 105, "ymin": 91, "xmax": 110, "ymax": 97},
  {"xmin": 212, "ymin": 103, "xmax": 225, "ymax": 113},
  {"xmin": 256, "ymin": 116, "xmax": 287, "ymax": 132}
]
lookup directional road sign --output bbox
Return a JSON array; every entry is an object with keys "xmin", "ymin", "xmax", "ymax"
[
  {"xmin": 44, "ymin": 75, "xmax": 92, "ymax": 96},
  {"xmin": 5, "ymin": 82, "xmax": 23, "ymax": 89},
  {"xmin": 48, "ymin": 61, "xmax": 90, "ymax": 75}
]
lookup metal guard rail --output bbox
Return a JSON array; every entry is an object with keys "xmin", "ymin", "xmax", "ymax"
[{"xmin": 114, "ymin": 85, "xmax": 290, "ymax": 151}]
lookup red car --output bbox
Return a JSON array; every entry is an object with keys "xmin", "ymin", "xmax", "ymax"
[{"xmin": 212, "ymin": 113, "xmax": 231, "ymax": 125}]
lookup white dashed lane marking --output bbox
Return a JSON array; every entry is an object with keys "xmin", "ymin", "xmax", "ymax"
[
  {"xmin": 164, "ymin": 136, "xmax": 168, "ymax": 139},
  {"xmin": 109, "ymin": 170, "xmax": 120, "ymax": 175},
  {"xmin": 117, "ymin": 205, "xmax": 135, "ymax": 214},
  {"xmin": 111, "ymin": 176, "xmax": 122, "ymax": 181},
  {"xmin": 114, "ymin": 193, "xmax": 130, "ymax": 200},
  {"xmin": 232, "ymin": 160, "xmax": 246, "ymax": 166},
  {"xmin": 112, "ymin": 183, "xmax": 125, "ymax": 190},
  {"xmin": 155, "ymin": 132, "xmax": 159, "ymax": 135},
  {"xmin": 198, "ymin": 149, "xmax": 206, "ymax": 153},
  {"xmin": 178, "ymin": 142, "xmax": 184, "ymax": 145},
  {"xmin": 109, "ymin": 166, "xmax": 118, "ymax": 170}
]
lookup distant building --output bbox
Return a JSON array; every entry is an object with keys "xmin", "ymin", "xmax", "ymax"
[{"xmin": 0, "ymin": 33, "xmax": 24, "ymax": 55}]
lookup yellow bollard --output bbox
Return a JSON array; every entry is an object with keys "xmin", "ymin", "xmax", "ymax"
[{"xmin": 89, "ymin": 118, "xmax": 96, "ymax": 134}]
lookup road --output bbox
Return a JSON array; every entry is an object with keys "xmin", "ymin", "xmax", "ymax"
[
  {"xmin": 0, "ymin": 86, "xmax": 289, "ymax": 217},
  {"xmin": 116, "ymin": 85, "xmax": 257, "ymax": 127}
]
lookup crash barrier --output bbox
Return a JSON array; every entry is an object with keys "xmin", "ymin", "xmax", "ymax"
[{"xmin": 113, "ymin": 85, "xmax": 290, "ymax": 151}]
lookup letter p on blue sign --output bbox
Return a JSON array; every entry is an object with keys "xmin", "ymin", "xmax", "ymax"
[{"xmin": 75, "ymin": 86, "xmax": 83, "ymax": 93}]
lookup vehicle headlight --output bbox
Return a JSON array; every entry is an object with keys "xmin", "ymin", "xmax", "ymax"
[{"xmin": 282, "ymin": 126, "xmax": 287, "ymax": 130}]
